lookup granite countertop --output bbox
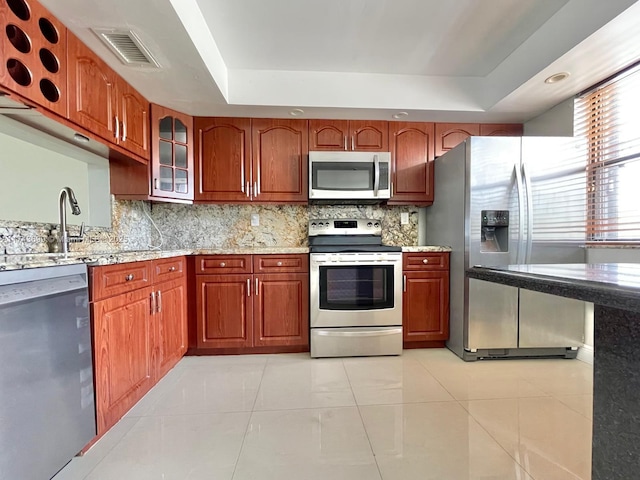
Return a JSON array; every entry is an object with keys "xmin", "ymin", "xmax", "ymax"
[
  {"xmin": 0, "ymin": 245, "xmax": 451, "ymax": 271},
  {"xmin": 402, "ymin": 246, "xmax": 452, "ymax": 252},
  {"xmin": 467, "ymin": 263, "xmax": 640, "ymax": 312}
]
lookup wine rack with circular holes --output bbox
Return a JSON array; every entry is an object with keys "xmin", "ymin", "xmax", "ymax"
[{"xmin": 0, "ymin": 0, "xmax": 67, "ymax": 116}]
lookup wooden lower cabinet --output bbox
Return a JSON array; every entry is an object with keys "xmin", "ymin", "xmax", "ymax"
[
  {"xmin": 254, "ymin": 273, "xmax": 309, "ymax": 347},
  {"xmin": 155, "ymin": 277, "xmax": 188, "ymax": 379},
  {"xmin": 92, "ymin": 287, "xmax": 155, "ymax": 434},
  {"xmin": 195, "ymin": 254, "xmax": 309, "ymax": 352},
  {"xmin": 90, "ymin": 258, "xmax": 187, "ymax": 436},
  {"xmin": 402, "ymin": 252, "xmax": 450, "ymax": 347}
]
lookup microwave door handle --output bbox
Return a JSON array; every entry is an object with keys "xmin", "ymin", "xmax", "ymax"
[{"xmin": 373, "ymin": 154, "xmax": 380, "ymax": 197}]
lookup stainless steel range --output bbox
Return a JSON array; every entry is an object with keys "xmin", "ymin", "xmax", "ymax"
[{"xmin": 309, "ymin": 218, "xmax": 403, "ymax": 358}]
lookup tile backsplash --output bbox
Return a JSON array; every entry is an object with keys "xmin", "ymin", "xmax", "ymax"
[{"xmin": 1, "ymin": 197, "xmax": 419, "ymax": 254}]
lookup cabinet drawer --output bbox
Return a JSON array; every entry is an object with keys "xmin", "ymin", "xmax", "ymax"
[
  {"xmin": 91, "ymin": 261, "xmax": 151, "ymax": 301},
  {"xmin": 196, "ymin": 255, "xmax": 252, "ymax": 274},
  {"xmin": 253, "ymin": 254, "xmax": 309, "ymax": 273},
  {"xmin": 152, "ymin": 256, "xmax": 185, "ymax": 283},
  {"xmin": 403, "ymin": 252, "xmax": 450, "ymax": 271}
]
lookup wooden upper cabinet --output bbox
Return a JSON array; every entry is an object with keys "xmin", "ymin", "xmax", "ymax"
[
  {"xmin": 195, "ymin": 117, "xmax": 251, "ymax": 202},
  {"xmin": 309, "ymin": 120, "xmax": 348, "ymax": 150},
  {"xmin": 350, "ymin": 120, "xmax": 388, "ymax": 151},
  {"xmin": 68, "ymin": 31, "xmax": 150, "ymax": 161},
  {"xmin": 151, "ymin": 104, "xmax": 194, "ymax": 201},
  {"xmin": 389, "ymin": 122, "xmax": 435, "ymax": 205},
  {"xmin": 252, "ymin": 118, "xmax": 308, "ymax": 203},
  {"xmin": 435, "ymin": 123, "xmax": 480, "ymax": 157},
  {"xmin": 67, "ymin": 32, "xmax": 117, "ymax": 142},
  {"xmin": 0, "ymin": 0, "xmax": 68, "ymax": 116},
  {"xmin": 479, "ymin": 123, "xmax": 523, "ymax": 136},
  {"xmin": 309, "ymin": 120, "xmax": 388, "ymax": 151},
  {"xmin": 119, "ymin": 82, "xmax": 149, "ymax": 159}
]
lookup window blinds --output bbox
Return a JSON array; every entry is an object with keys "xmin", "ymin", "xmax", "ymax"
[{"xmin": 574, "ymin": 64, "xmax": 640, "ymax": 242}]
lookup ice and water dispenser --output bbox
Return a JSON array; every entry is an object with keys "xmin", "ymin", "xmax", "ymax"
[{"xmin": 480, "ymin": 210, "xmax": 509, "ymax": 252}]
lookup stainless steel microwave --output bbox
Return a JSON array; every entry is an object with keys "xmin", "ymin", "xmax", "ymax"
[{"xmin": 309, "ymin": 151, "xmax": 392, "ymax": 201}]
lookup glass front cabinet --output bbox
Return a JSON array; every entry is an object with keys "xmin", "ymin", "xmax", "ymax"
[{"xmin": 151, "ymin": 104, "xmax": 194, "ymax": 201}]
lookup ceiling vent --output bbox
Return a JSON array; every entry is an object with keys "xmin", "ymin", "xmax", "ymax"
[{"xmin": 92, "ymin": 29, "xmax": 160, "ymax": 68}]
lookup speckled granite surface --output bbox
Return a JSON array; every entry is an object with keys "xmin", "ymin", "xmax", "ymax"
[
  {"xmin": 402, "ymin": 246, "xmax": 451, "ymax": 252},
  {"xmin": 467, "ymin": 262, "xmax": 640, "ymax": 480}
]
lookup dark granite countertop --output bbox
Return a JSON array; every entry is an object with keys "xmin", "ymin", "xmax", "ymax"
[{"xmin": 467, "ymin": 263, "xmax": 640, "ymax": 312}]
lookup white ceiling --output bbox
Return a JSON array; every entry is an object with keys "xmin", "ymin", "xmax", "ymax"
[{"xmin": 40, "ymin": 0, "xmax": 640, "ymax": 123}]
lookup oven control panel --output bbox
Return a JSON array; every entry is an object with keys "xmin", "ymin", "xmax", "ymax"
[{"xmin": 309, "ymin": 218, "xmax": 381, "ymax": 236}]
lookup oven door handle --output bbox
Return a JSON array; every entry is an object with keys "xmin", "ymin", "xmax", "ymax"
[
  {"xmin": 373, "ymin": 154, "xmax": 380, "ymax": 197},
  {"xmin": 314, "ymin": 328, "xmax": 402, "ymax": 337}
]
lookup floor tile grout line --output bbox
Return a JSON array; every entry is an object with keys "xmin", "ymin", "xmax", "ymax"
[
  {"xmin": 342, "ymin": 358, "xmax": 385, "ymax": 480},
  {"xmin": 77, "ymin": 416, "xmax": 143, "ymax": 480},
  {"xmin": 230, "ymin": 356, "xmax": 269, "ymax": 480}
]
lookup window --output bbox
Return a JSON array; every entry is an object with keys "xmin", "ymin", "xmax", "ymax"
[{"xmin": 575, "ymin": 64, "xmax": 640, "ymax": 242}]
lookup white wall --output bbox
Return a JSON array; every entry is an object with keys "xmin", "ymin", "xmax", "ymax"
[
  {"xmin": 523, "ymin": 98, "xmax": 575, "ymax": 136},
  {"xmin": 0, "ymin": 116, "xmax": 111, "ymax": 227}
]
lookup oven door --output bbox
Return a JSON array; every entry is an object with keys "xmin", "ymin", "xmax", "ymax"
[
  {"xmin": 309, "ymin": 151, "xmax": 391, "ymax": 200},
  {"xmin": 310, "ymin": 252, "xmax": 402, "ymax": 328}
]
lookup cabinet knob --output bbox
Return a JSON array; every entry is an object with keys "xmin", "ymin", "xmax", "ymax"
[
  {"xmin": 125, "ymin": 274, "xmax": 134, "ymax": 281},
  {"xmin": 220, "ymin": 262, "xmax": 226, "ymax": 267},
  {"xmin": 422, "ymin": 259, "xmax": 429, "ymax": 264},
  {"xmin": 276, "ymin": 261, "xmax": 283, "ymax": 266},
  {"xmin": 168, "ymin": 266, "xmax": 176, "ymax": 272}
]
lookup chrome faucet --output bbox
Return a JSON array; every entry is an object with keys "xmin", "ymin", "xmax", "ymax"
[{"xmin": 58, "ymin": 187, "xmax": 85, "ymax": 254}]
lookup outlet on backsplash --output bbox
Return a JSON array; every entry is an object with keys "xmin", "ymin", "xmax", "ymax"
[
  {"xmin": 401, "ymin": 212, "xmax": 409, "ymax": 225},
  {"xmin": 251, "ymin": 213, "xmax": 260, "ymax": 227}
]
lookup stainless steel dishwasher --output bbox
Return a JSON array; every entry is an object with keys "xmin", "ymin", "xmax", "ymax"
[{"xmin": 0, "ymin": 263, "xmax": 96, "ymax": 480}]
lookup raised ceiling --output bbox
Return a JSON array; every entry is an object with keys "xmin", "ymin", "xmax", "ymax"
[{"xmin": 40, "ymin": 0, "xmax": 640, "ymax": 122}]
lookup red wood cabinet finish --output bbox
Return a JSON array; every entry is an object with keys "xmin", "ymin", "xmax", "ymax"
[
  {"xmin": 252, "ymin": 118, "xmax": 308, "ymax": 203},
  {"xmin": 68, "ymin": 32, "xmax": 149, "ymax": 161},
  {"xmin": 92, "ymin": 286, "xmax": 155, "ymax": 434},
  {"xmin": 389, "ymin": 122, "xmax": 435, "ymax": 206},
  {"xmin": 195, "ymin": 117, "xmax": 251, "ymax": 202},
  {"xmin": 309, "ymin": 119, "xmax": 388, "ymax": 151},
  {"xmin": 0, "ymin": 0, "xmax": 68, "ymax": 116},
  {"xmin": 151, "ymin": 104, "xmax": 194, "ymax": 201},
  {"xmin": 402, "ymin": 252, "xmax": 450, "ymax": 346},
  {"xmin": 479, "ymin": 123, "xmax": 524, "ymax": 136},
  {"xmin": 155, "ymin": 277, "xmax": 188, "ymax": 379},
  {"xmin": 194, "ymin": 254, "xmax": 309, "ymax": 352},
  {"xmin": 254, "ymin": 273, "xmax": 309, "ymax": 347},
  {"xmin": 434, "ymin": 123, "xmax": 480, "ymax": 157},
  {"xmin": 196, "ymin": 274, "xmax": 253, "ymax": 348}
]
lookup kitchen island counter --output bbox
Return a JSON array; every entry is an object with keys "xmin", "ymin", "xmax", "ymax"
[{"xmin": 468, "ymin": 263, "xmax": 640, "ymax": 480}]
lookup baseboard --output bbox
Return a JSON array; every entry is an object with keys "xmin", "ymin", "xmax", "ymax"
[{"xmin": 577, "ymin": 344, "xmax": 594, "ymax": 365}]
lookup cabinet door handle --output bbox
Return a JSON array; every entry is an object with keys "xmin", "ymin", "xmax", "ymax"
[
  {"xmin": 257, "ymin": 163, "xmax": 261, "ymax": 196},
  {"xmin": 276, "ymin": 261, "xmax": 283, "ymax": 267},
  {"xmin": 220, "ymin": 262, "xmax": 226, "ymax": 267},
  {"xmin": 241, "ymin": 160, "xmax": 245, "ymax": 193},
  {"xmin": 254, "ymin": 181, "xmax": 258, "ymax": 197},
  {"xmin": 255, "ymin": 277, "xmax": 259, "ymax": 295},
  {"xmin": 157, "ymin": 290, "xmax": 162, "ymax": 313},
  {"xmin": 344, "ymin": 136, "xmax": 347, "ymax": 150},
  {"xmin": 391, "ymin": 182, "xmax": 393, "ymax": 197},
  {"xmin": 150, "ymin": 291, "xmax": 156, "ymax": 314},
  {"xmin": 246, "ymin": 181, "xmax": 250, "ymax": 197},
  {"xmin": 122, "ymin": 120, "xmax": 127, "ymax": 142},
  {"xmin": 422, "ymin": 259, "xmax": 429, "ymax": 264},
  {"xmin": 351, "ymin": 136, "xmax": 355, "ymax": 151},
  {"xmin": 125, "ymin": 274, "xmax": 134, "ymax": 281},
  {"xmin": 154, "ymin": 178, "xmax": 159, "ymax": 190},
  {"xmin": 403, "ymin": 275, "xmax": 407, "ymax": 292},
  {"xmin": 247, "ymin": 278, "xmax": 251, "ymax": 296},
  {"xmin": 168, "ymin": 266, "xmax": 176, "ymax": 272},
  {"xmin": 114, "ymin": 115, "xmax": 120, "ymax": 140}
]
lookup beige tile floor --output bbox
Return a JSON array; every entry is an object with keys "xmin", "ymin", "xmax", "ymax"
[{"xmin": 54, "ymin": 349, "xmax": 593, "ymax": 480}]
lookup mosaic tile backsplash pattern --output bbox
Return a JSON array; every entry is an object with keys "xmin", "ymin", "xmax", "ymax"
[{"xmin": 1, "ymin": 197, "xmax": 419, "ymax": 254}]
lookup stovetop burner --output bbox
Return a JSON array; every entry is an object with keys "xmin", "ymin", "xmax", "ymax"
[{"xmin": 308, "ymin": 218, "xmax": 401, "ymax": 253}]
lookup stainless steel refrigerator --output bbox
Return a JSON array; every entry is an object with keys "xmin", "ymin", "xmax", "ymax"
[{"xmin": 425, "ymin": 136, "xmax": 587, "ymax": 361}]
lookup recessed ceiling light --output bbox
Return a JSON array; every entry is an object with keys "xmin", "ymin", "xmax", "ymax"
[
  {"xmin": 289, "ymin": 108, "xmax": 304, "ymax": 116},
  {"xmin": 544, "ymin": 72, "xmax": 570, "ymax": 84},
  {"xmin": 392, "ymin": 112, "xmax": 408, "ymax": 119}
]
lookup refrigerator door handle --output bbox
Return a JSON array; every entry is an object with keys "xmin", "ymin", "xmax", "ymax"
[
  {"xmin": 514, "ymin": 162, "xmax": 526, "ymax": 264},
  {"xmin": 522, "ymin": 162, "xmax": 534, "ymax": 263}
]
